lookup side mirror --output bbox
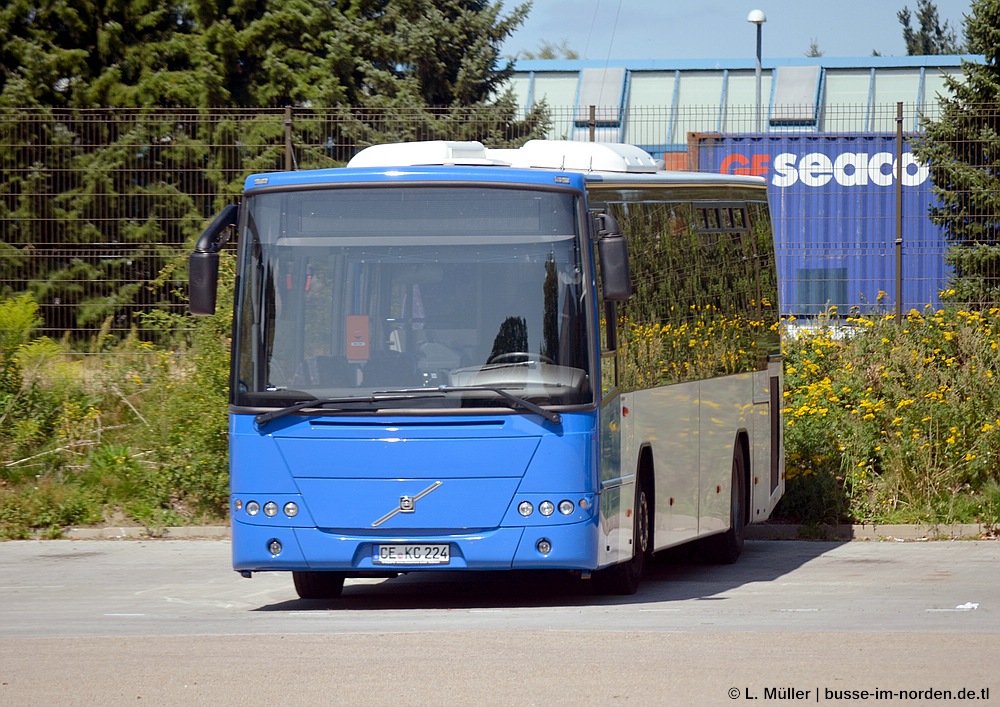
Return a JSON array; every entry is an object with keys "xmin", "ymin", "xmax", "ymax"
[
  {"xmin": 189, "ymin": 205, "xmax": 238, "ymax": 316},
  {"xmin": 189, "ymin": 251, "xmax": 220, "ymax": 315},
  {"xmin": 595, "ymin": 212, "xmax": 632, "ymax": 301}
]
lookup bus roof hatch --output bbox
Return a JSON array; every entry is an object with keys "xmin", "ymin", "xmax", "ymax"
[
  {"xmin": 486, "ymin": 140, "xmax": 659, "ymax": 174},
  {"xmin": 347, "ymin": 140, "xmax": 507, "ymax": 168}
]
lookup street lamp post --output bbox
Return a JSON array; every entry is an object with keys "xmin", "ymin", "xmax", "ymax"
[{"xmin": 748, "ymin": 9, "xmax": 766, "ymax": 133}]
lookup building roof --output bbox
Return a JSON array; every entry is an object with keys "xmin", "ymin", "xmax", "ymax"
[{"xmin": 508, "ymin": 55, "xmax": 981, "ymax": 156}]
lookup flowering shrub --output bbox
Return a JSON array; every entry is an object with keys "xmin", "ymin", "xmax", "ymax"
[{"xmin": 780, "ymin": 301, "xmax": 1000, "ymax": 526}]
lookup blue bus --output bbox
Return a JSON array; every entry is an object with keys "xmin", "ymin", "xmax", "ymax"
[{"xmin": 190, "ymin": 139, "xmax": 784, "ymax": 598}]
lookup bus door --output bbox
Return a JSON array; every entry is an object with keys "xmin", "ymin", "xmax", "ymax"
[{"xmin": 596, "ymin": 256, "xmax": 630, "ymax": 568}]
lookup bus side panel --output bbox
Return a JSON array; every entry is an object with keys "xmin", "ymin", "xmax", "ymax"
[
  {"xmin": 698, "ymin": 373, "xmax": 753, "ymax": 537},
  {"xmin": 621, "ymin": 381, "xmax": 700, "ymax": 553}
]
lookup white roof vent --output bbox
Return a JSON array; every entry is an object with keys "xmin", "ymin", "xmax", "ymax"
[
  {"xmin": 487, "ymin": 140, "xmax": 659, "ymax": 173},
  {"xmin": 347, "ymin": 140, "xmax": 507, "ymax": 168}
]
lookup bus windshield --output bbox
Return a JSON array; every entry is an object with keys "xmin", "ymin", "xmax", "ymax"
[{"xmin": 234, "ymin": 185, "xmax": 592, "ymax": 410}]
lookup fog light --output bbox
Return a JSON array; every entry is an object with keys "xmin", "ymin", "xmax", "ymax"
[
  {"xmin": 518, "ymin": 501, "xmax": 533, "ymax": 517},
  {"xmin": 263, "ymin": 501, "xmax": 278, "ymax": 517},
  {"xmin": 558, "ymin": 500, "xmax": 575, "ymax": 515},
  {"xmin": 536, "ymin": 539, "xmax": 552, "ymax": 555},
  {"xmin": 268, "ymin": 539, "xmax": 282, "ymax": 555},
  {"xmin": 246, "ymin": 500, "xmax": 260, "ymax": 516},
  {"xmin": 539, "ymin": 500, "xmax": 554, "ymax": 516},
  {"xmin": 284, "ymin": 502, "xmax": 299, "ymax": 518}
]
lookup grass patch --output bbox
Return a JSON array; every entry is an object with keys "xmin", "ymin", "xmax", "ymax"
[{"xmin": 1, "ymin": 293, "xmax": 231, "ymax": 538}]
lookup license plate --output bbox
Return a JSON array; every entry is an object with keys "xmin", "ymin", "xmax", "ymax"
[{"xmin": 374, "ymin": 544, "xmax": 450, "ymax": 565}]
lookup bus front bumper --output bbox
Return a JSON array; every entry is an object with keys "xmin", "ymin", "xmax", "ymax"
[{"xmin": 231, "ymin": 519, "xmax": 599, "ymax": 573}]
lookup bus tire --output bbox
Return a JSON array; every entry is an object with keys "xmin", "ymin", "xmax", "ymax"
[
  {"xmin": 702, "ymin": 451, "xmax": 746, "ymax": 564},
  {"xmin": 594, "ymin": 476, "xmax": 650, "ymax": 595},
  {"xmin": 292, "ymin": 571, "xmax": 346, "ymax": 600}
]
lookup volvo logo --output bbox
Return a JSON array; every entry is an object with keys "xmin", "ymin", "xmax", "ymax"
[{"xmin": 371, "ymin": 481, "xmax": 443, "ymax": 527}]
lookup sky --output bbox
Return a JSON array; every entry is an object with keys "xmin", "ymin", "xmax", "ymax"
[{"xmin": 500, "ymin": 0, "xmax": 976, "ymax": 62}]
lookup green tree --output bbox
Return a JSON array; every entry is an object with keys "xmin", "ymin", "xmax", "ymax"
[
  {"xmin": 321, "ymin": 1, "xmax": 547, "ymax": 153},
  {"xmin": 516, "ymin": 39, "xmax": 580, "ymax": 60},
  {"xmin": 1, "ymin": 1, "xmax": 546, "ymax": 336},
  {"xmin": 0, "ymin": 1, "xmax": 219, "ymax": 108},
  {"xmin": 913, "ymin": 0, "xmax": 1000, "ymax": 306},
  {"xmin": 898, "ymin": 0, "xmax": 966, "ymax": 55},
  {"xmin": 343, "ymin": 0, "xmax": 530, "ymax": 107}
]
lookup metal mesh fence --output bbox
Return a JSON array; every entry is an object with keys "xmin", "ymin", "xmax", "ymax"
[{"xmin": 0, "ymin": 103, "xmax": 992, "ymax": 345}]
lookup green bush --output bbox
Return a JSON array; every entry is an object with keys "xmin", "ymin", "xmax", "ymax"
[
  {"xmin": 776, "ymin": 302, "xmax": 1000, "ymax": 528},
  {"xmin": 0, "ymin": 284, "xmax": 233, "ymax": 537}
]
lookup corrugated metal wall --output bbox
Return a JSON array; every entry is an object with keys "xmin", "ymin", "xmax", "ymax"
[{"xmin": 696, "ymin": 133, "xmax": 947, "ymax": 315}]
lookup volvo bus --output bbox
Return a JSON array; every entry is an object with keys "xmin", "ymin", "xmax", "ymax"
[{"xmin": 189, "ymin": 139, "xmax": 784, "ymax": 599}]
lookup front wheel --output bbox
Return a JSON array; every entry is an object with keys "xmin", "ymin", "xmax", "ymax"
[
  {"xmin": 292, "ymin": 571, "xmax": 345, "ymax": 600},
  {"xmin": 594, "ymin": 477, "xmax": 650, "ymax": 595}
]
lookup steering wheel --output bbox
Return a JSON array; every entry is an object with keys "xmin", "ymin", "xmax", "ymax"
[{"xmin": 487, "ymin": 351, "xmax": 554, "ymax": 365}]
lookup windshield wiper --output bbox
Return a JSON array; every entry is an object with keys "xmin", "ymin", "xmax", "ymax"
[
  {"xmin": 254, "ymin": 393, "xmax": 445, "ymax": 427},
  {"xmin": 373, "ymin": 385, "xmax": 562, "ymax": 425}
]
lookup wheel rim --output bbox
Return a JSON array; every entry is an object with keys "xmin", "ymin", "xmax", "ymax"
[{"xmin": 636, "ymin": 489, "xmax": 649, "ymax": 555}]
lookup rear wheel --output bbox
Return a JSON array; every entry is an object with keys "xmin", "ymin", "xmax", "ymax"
[
  {"xmin": 594, "ymin": 476, "xmax": 650, "ymax": 595},
  {"xmin": 702, "ymin": 452, "xmax": 746, "ymax": 564},
  {"xmin": 292, "ymin": 571, "xmax": 346, "ymax": 600}
]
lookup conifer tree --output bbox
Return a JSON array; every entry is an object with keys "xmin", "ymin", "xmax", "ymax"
[
  {"xmin": 0, "ymin": 1, "xmax": 545, "ymax": 333},
  {"xmin": 914, "ymin": 0, "xmax": 1000, "ymax": 306},
  {"xmin": 898, "ymin": 0, "xmax": 966, "ymax": 55}
]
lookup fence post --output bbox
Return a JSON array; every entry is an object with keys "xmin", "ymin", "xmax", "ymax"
[
  {"xmin": 895, "ymin": 101, "xmax": 904, "ymax": 324},
  {"xmin": 589, "ymin": 105, "xmax": 596, "ymax": 142},
  {"xmin": 285, "ymin": 107, "xmax": 294, "ymax": 171}
]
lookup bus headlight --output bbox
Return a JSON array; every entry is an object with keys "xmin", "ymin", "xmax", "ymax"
[
  {"xmin": 284, "ymin": 502, "xmax": 299, "ymax": 518},
  {"xmin": 263, "ymin": 501, "xmax": 279, "ymax": 517},
  {"xmin": 518, "ymin": 501, "xmax": 533, "ymax": 517},
  {"xmin": 559, "ymin": 500, "xmax": 575, "ymax": 515},
  {"xmin": 246, "ymin": 501, "xmax": 261, "ymax": 516},
  {"xmin": 539, "ymin": 501, "xmax": 555, "ymax": 516}
]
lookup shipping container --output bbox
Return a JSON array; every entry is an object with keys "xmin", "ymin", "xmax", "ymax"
[{"xmin": 695, "ymin": 134, "xmax": 949, "ymax": 316}]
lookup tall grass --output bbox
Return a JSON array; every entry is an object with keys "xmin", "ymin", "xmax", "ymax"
[{"xmin": 1, "ymin": 282, "xmax": 233, "ymax": 539}]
